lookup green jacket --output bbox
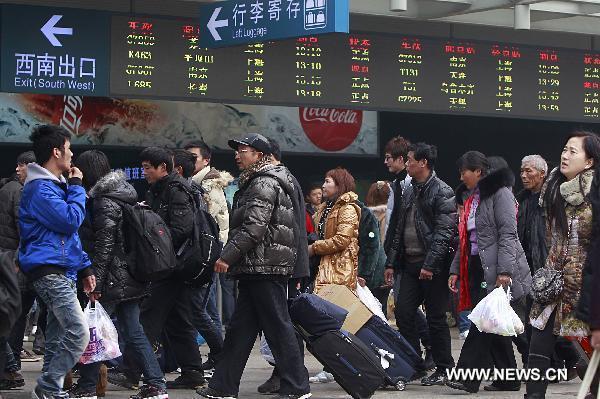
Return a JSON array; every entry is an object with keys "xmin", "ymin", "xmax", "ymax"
[{"xmin": 356, "ymin": 200, "xmax": 386, "ymax": 290}]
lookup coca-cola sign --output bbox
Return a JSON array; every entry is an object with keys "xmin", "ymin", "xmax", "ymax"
[{"xmin": 300, "ymin": 107, "xmax": 363, "ymax": 151}]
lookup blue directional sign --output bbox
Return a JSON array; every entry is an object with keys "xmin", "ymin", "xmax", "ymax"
[
  {"xmin": 199, "ymin": 0, "xmax": 349, "ymax": 48},
  {"xmin": 1, "ymin": 5, "xmax": 110, "ymax": 96}
]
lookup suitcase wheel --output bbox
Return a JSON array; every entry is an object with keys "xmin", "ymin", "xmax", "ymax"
[{"xmin": 395, "ymin": 381, "xmax": 406, "ymax": 391}]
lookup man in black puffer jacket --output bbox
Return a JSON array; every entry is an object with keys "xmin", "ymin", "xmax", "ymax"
[
  {"xmin": 138, "ymin": 147, "xmax": 205, "ymax": 391},
  {"xmin": 198, "ymin": 134, "xmax": 310, "ymax": 399},
  {"xmin": 384, "ymin": 142, "xmax": 457, "ymax": 386}
]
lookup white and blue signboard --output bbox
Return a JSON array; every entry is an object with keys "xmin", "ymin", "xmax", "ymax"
[
  {"xmin": 1, "ymin": 5, "xmax": 110, "ymax": 96},
  {"xmin": 199, "ymin": 0, "xmax": 349, "ymax": 48}
]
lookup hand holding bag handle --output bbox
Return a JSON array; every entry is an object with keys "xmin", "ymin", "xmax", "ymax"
[{"xmin": 578, "ymin": 349, "xmax": 600, "ymax": 399}]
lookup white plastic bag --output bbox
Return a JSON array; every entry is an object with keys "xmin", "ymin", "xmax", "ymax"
[
  {"xmin": 356, "ymin": 285, "xmax": 388, "ymax": 324},
  {"xmin": 259, "ymin": 335, "xmax": 275, "ymax": 364},
  {"xmin": 80, "ymin": 301, "xmax": 122, "ymax": 364},
  {"xmin": 467, "ymin": 286, "xmax": 524, "ymax": 337}
]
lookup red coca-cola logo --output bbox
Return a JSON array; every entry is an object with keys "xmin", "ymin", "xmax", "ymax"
[{"xmin": 299, "ymin": 107, "xmax": 363, "ymax": 151}]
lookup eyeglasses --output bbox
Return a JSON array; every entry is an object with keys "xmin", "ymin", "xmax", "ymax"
[{"xmin": 235, "ymin": 149, "xmax": 257, "ymax": 155}]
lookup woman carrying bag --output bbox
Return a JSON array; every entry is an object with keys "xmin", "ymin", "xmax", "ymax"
[
  {"xmin": 446, "ymin": 152, "xmax": 532, "ymax": 394},
  {"xmin": 527, "ymin": 131, "xmax": 600, "ymax": 399}
]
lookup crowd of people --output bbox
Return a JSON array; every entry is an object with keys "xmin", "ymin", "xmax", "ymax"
[{"xmin": 0, "ymin": 124, "xmax": 599, "ymax": 399}]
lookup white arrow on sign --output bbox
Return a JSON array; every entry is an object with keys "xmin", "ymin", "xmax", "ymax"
[
  {"xmin": 41, "ymin": 15, "xmax": 73, "ymax": 47},
  {"xmin": 207, "ymin": 7, "xmax": 229, "ymax": 41}
]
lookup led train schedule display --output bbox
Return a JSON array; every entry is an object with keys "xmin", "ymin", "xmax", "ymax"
[{"xmin": 108, "ymin": 16, "xmax": 595, "ymax": 122}]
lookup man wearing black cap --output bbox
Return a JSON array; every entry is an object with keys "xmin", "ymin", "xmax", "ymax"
[{"xmin": 198, "ymin": 134, "xmax": 311, "ymax": 399}]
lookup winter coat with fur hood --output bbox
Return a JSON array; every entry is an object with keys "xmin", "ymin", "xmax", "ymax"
[
  {"xmin": 313, "ymin": 192, "xmax": 361, "ymax": 292},
  {"xmin": 83, "ymin": 171, "xmax": 146, "ymax": 304},
  {"xmin": 450, "ymin": 167, "xmax": 532, "ymax": 305},
  {"xmin": 192, "ymin": 167, "xmax": 233, "ymax": 244}
]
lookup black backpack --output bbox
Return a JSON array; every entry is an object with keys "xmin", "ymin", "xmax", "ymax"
[
  {"xmin": 106, "ymin": 197, "xmax": 177, "ymax": 282},
  {"xmin": 170, "ymin": 181, "xmax": 223, "ymax": 287}
]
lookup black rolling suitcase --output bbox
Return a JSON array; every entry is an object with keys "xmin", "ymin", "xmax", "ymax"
[
  {"xmin": 356, "ymin": 316, "xmax": 422, "ymax": 390},
  {"xmin": 296, "ymin": 325, "xmax": 388, "ymax": 399}
]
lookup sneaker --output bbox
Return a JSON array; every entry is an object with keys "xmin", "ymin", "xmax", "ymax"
[
  {"xmin": 308, "ymin": 371, "xmax": 334, "ymax": 384},
  {"xmin": 423, "ymin": 348, "xmax": 435, "ymax": 371},
  {"xmin": 196, "ymin": 386, "xmax": 237, "ymax": 399},
  {"xmin": 166, "ymin": 371, "xmax": 206, "ymax": 389},
  {"xmin": 458, "ymin": 330, "xmax": 469, "ymax": 340},
  {"xmin": 129, "ymin": 385, "xmax": 168, "ymax": 399},
  {"xmin": 421, "ymin": 369, "xmax": 447, "ymax": 386},
  {"xmin": 0, "ymin": 379, "xmax": 18, "ymax": 390},
  {"xmin": 4, "ymin": 370, "xmax": 25, "ymax": 388},
  {"xmin": 276, "ymin": 394, "xmax": 311, "ymax": 399},
  {"xmin": 21, "ymin": 349, "xmax": 41, "ymax": 362},
  {"xmin": 445, "ymin": 380, "xmax": 478, "ymax": 393},
  {"xmin": 67, "ymin": 384, "xmax": 97, "ymax": 399},
  {"xmin": 107, "ymin": 369, "xmax": 138, "ymax": 390},
  {"xmin": 257, "ymin": 370, "xmax": 280, "ymax": 394},
  {"xmin": 201, "ymin": 358, "xmax": 216, "ymax": 371},
  {"xmin": 31, "ymin": 385, "xmax": 62, "ymax": 399},
  {"xmin": 201, "ymin": 359, "xmax": 217, "ymax": 379}
]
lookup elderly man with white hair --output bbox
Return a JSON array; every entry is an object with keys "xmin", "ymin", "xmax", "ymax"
[{"xmin": 516, "ymin": 154, "xmax": 548, "ymax": 275}]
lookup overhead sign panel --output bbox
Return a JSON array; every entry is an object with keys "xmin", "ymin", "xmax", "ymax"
[
  {"xmin": 198, "ymin": 0, "xmax": 349, "ymax": 48},
  {"xmin": 1, "ymin": 5, "xmax": 110, "ymax": 96}
]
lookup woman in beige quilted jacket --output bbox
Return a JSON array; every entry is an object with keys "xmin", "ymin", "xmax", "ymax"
[{"xmin": 309, "ymin": 167, "xmax": 361, "ymax": 294}]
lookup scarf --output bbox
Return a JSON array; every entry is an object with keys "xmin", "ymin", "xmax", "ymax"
[
  {"xmin": 238, "ymin": 156, "xmax": 272, "ymax": 187},
  {"xmin": 458, "ymin": 193, "xmax": 475, "ymax": 312},
  {"xmin": 318, "ymin": 200, "xmax": 335, "ymax": 240}
]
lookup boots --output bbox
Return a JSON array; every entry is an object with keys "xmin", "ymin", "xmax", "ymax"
[
  {"xmin": 96, "ymin": 364, "xmax": 108, "ymax": 397},
  {"xmin": 525, "ymin": 353, "xmax": 551, "ymax": 399},
  {"xmin": 64, "ymin": 370, "xmax": 74, "ymax": 390}
]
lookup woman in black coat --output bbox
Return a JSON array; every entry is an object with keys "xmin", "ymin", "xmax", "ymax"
[{"xmin": 71, "ymin": 150, "xmax": 168, "ymax": 399}]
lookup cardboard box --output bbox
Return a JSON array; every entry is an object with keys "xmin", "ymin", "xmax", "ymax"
[{"xmin": 316, "ymin": 284, "xmax": 373, "ymax": 334}]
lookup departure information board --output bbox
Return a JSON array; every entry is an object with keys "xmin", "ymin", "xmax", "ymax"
[{"xmin": 109, "ymin": 16, "xmax": 597, "ymax": 122}]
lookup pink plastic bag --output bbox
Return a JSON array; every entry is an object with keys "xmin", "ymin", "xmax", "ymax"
[{"xmin": 80, "ymin": 302, "xmax": 122, "ymax": 364}]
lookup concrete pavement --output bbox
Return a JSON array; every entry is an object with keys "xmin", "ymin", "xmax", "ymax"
[{"xmin": 2, "ymin": 331, "xmax": 582, "ymax": 399}]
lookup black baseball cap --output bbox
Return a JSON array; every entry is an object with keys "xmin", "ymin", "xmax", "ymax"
[{"xmin": 228, "ymin": 133, "xmax": 272, "ymax": 154}]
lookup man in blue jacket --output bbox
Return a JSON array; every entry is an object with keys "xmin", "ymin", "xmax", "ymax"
[{"xmin": 18, "ymin": 125, "xmax": 95, "ymax": 399}]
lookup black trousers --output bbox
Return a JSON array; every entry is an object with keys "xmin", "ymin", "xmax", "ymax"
[
  {"xmin": 395, "ymin": 261, "xmax": 454, "ymax": 371},
  {"xmin": 455, "ymin": 256, "xmax": 519, "ymax": 392},
  {"xmin": 209, "ymin": 279, "xmax": 309, "ymax": 396},
  {"xmin": 526, "ymin": 309, "xmax": 561, "ymax": 396},
  {"xmin": 456, "ymin": 324, "xmax": 519, "ymax": 391},
  {"xmin": 139, "ymin": 279, "xmax": 203, "ymax": 374}
]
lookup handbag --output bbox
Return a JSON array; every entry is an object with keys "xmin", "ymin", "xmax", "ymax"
[
  {"xmin": 577, "ymin": 349, "xmax": 600, "ymax": 399},
  {"xmin": 531, "ymin": 214, "xmax": 573, "ymax": 305},
  {"xmin": 531, "ymin": 267, "xmax": 564, "ymax": 305}
]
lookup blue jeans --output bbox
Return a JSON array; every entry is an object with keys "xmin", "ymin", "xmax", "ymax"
[
  {"xmin": 219, "ymin": 274, "xmax": 236, "ymax": 327},
  {"xmin": 33, "ymin": 274, "xmax": 89, "ymax": 396},
  {"xmin": 204, "ymin": 279, "xmax": 223, "ymax": 334},
  {"xmin": 190, "ymin": 287, "xmax": 223, "ymax": 363},
  {"xmin": 459, "ymin": 311, "xmax": 471, "ymax": 333},
  {"xmin": 1, "ymin": 338, "xmax": 18, "ymax": 374},
  {"xmin": 78, "ymin": 300, "xmax": 166, "ymax": 390}
]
